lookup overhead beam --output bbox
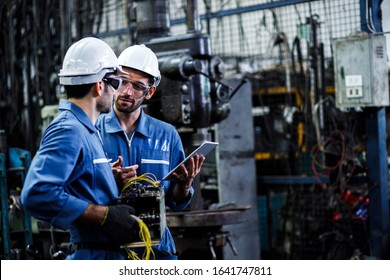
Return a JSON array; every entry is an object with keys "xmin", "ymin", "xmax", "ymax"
[{"xmin": 171, "ymin": 0, "xmax": 315, "ymax": 25}]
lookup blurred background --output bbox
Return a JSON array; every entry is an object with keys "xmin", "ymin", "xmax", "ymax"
[{"xmin": 1, "ymin": 0, "xmax": 389, "ymax": 260}]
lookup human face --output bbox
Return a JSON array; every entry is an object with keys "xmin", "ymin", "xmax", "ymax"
[
  {"xmin": 98, "ymin": 79, "xmax": 116, "ymax": 113},
  {"xmin": 114, "ymin": 70, "xmax": 152, "ymax": 114}
]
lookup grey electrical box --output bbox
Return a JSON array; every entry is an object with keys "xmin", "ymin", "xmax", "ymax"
[{"xmin": 333, "ymin": 33, "xmax": 389, "ymax": 108}]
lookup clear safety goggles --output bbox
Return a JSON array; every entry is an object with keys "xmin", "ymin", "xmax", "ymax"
[{"xmin": 117, "ymin": 77, "xmax": 152, "ymax": 96}]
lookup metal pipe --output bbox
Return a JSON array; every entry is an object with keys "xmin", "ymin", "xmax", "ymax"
[{"xmin": 186, "ymin": 0, "xmax": 201, "ymax": 33}]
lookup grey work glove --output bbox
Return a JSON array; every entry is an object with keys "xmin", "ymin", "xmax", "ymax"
[{"xmin": 101, "ymin": 204, "xmax": 140, "ymax": 245}]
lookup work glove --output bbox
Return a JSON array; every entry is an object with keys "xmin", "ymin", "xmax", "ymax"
[{"xmin": 101, "ymin": 204, "xmax": 140, "ymax": 245}]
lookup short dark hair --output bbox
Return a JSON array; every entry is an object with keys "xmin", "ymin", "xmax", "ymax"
[{"xmin": 64, "ymin": 83, "xmax": 95, "ymax": 99}]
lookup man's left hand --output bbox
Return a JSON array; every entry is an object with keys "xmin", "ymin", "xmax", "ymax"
[{"xmin": 172, "ymin": 154, "xmax": 205, "ymax": 200}]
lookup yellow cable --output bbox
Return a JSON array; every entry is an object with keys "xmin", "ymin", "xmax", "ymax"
[
  {"xmin": 121, "ymin": 173, "xmax": 160, "ymax": 259},
  {"xmin": 125, "ymin": 215, "xmax": 155, "ymax": 260},
  {"xmin": 122, "ymin": 173, "xmax": 160, "ymax": 194}
]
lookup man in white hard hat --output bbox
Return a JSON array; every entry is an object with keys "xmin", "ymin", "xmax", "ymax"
[
  {"xmin": 96, "ymin": 44, "xmax": 205, "ymax": 259},
  {"xmin": 21, "ymin": 37, "xmax": 140, "ymax": 260}
]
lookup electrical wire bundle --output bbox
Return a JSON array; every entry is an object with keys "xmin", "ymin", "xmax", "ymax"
[
  {"xmin": 121, "ymin": 173, "xmax": 160, "ymax": 194},
  {"xmin": 121, "ymin": 173, "xmax": 161, "ymax": 260},
  {"xmin": 311, "ymin": 130, "xmax": 346, "ymax": 189},
  {"xmin": 124, "ymin": 214, "xmax": 155, "ymax": 260}
]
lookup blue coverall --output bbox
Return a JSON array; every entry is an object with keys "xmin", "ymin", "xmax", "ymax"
[
  {"xmin": 96, "ymin": 108, "xmax": 194, "ymax": 259},
  {"xmin": 21, "ymin": 100, "xmax": 125, "ymax": 260}
]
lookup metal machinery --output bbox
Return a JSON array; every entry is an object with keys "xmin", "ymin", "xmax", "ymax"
[
  {"xmin": 129, "ymin": 0, "xmax": 256, "ymax": 259},
  {"xmin": 132, "ymin": 0, "xmax": 236, "ymax": 136},
  {"xmin": 118, "ymin": 180, "xmax": 166, "ymax": 247}
]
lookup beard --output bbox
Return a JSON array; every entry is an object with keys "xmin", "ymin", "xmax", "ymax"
[
  {"xmin": 97, "ymin": 85, "xmax": 114, "ymax": 113},
  {"xmin": 114, "ymin": 94, "xmax": 144, "ymax": 114}
]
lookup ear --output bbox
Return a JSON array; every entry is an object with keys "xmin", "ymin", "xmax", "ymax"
[
  {"xmin": 144, "ymin": 86, "xmax": 156, "ymax": 100},
  {"xmin": 94, "ymin": 81, "xmax": 104, "ymax": 97}
]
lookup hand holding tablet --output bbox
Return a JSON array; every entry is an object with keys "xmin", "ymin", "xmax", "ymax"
[{"xmin": 162, "ymin": 141, "xmax": 219, "ymax": 181}]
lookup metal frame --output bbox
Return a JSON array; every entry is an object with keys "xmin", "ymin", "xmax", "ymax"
[
  {"xmin": 361, "ymin": 0, "xmax": 390, "ymax": 259},
  {"xmin": 97, "ymin": 0, "xmax": 317, "ymax": 39},
  {"xmin": 171, "ymin": 0, "xmax": 314, "ymax": 25}
]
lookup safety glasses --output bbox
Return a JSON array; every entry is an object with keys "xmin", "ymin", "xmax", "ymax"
[
  {"xmin": 118, "ymin": 77, "xmax": 151, "ymax": 96},
  {"xmin": 102, "ymin": 76, "xmax": 122, "ymax": 90}
]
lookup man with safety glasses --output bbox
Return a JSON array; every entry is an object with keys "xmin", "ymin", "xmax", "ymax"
[
  {"xmin": 96, "ymin": 44, "xmax": 205, "ymax": 259},
  {"xmin": 21, "ymin": 37, "xmax": 141, "ymax": 260}
]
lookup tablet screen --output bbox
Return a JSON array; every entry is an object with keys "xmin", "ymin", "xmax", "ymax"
[{"xmin": 162, "ymin": 141, "xmax": 219, "ymax": 181}]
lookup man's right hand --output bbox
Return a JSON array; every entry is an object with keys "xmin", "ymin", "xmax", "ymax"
[{"xmin": 101, "ymin": 204, "xmax": 140, "ymax": 245}]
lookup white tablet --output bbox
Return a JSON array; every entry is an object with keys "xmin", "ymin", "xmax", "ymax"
[{"xmin": 162, "ymin": 141, "xmax": 219, "ymax": 181}]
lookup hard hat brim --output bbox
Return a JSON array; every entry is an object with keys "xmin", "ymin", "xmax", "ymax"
[{"xmin": 59, "ymin": 67, "xmax": 128, "ymax": 85}]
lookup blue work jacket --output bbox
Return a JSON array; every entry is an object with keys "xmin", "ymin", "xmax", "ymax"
[
  {"xmin": 21, "ymin": 100, "xmax": 123, "ymax": 260},
  {"xmin": 96, "ymin": 108, "xmax": 194, "ymax": 258}
]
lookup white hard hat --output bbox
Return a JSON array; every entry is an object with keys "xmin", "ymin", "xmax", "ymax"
[
  {"xmin": 118, "ymin": 44, "xmax": 161, "ymax": 86},
  {"xmin": 58, "ymin": 37, "xmax": 125, "ymax": 85}
]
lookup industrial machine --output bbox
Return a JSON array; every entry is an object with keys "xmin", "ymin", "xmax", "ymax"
[{"xmin": 131, "ymin": 0, "xmax": 245, "ymax": 142}]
